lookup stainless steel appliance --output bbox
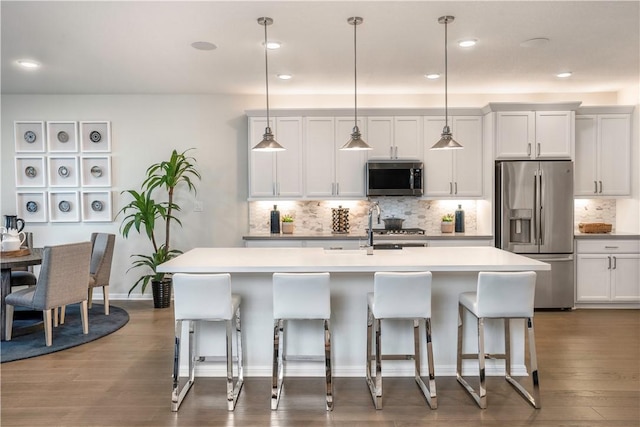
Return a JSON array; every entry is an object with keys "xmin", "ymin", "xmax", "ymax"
[
  {"xmin": 367, "ymin": 160, "xmax": 423, "ymax": 196},
  {"xmin": 372, "ymin": 228, "xmax": 428, "ymax": 249},
  {"xmin": 495, "ymin": 160, "xmax": 574, "ymax": 309}
]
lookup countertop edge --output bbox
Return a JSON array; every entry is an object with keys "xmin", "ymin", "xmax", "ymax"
[
  {"xmin": 574, "ymin": 233, "xmax": 640, "ymax": 240},
  {"xmin": 243, "ymin": 233, "xmax": 493, "ymax": 241}
]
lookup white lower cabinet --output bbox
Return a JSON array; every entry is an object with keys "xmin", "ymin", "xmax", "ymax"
[{"xmin": 576, "ymin": 239, "xmax": 640, "ymax": 303}]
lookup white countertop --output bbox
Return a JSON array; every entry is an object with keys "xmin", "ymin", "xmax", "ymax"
[{"xmin": 158, "ymin": 246, "xmax": 550, "ymax": 274}]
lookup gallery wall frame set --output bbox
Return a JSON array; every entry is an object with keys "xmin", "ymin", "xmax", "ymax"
[{"xmin": 13, "ymin": 120, "xmax": 113, "ymax": 223}]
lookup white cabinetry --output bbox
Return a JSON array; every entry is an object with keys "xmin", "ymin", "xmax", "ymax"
[
  {"xmin": 494, "ymin": 111, "xmax": 574, "ymax": 159},
  {"xmin": 249, "ymin": 117, "xmax": 303, "ymax": 199},
  {"xmin": 423, "ymin": 116, "xmax": 483, "ymax": 197},
  {"xmin": 366, "ymin": 116, "xmax": 422, "ymax": 159},
  {"xmin": 576, "ymin": 239, "xmax": 640, "ymax": 304},
  {"xmin": 574, "ymin": 114, "xmax": 631, "ymax": 197},
  {"xmin": 304, "ymin": 117, "xmax": 367, "ymax": 198}
]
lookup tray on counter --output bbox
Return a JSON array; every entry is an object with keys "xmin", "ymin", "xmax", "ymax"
[
  {"xmin": 578, "ymin": 223, "xmax": 612, "ymax": 233},
  {"xmin": 0, "ymin": 247, "xmax": 31, "ymax": 257}
]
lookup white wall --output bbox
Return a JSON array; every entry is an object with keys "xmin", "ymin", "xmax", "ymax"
[{"xmin": 1, "ymin": 91, "xmax": 632, "ymax": 300}]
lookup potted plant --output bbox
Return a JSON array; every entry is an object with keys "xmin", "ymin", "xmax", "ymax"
[
  {"xmin": 441, "ymin": 213, "xmax": 454, "ymax": 233},
  {"xmin": 118, "ymin": 149, "xmax": 200, "ymax": 308},
  {"xmin": 281, "ymin": 214, "xmax": 295, "ymax": 234}
]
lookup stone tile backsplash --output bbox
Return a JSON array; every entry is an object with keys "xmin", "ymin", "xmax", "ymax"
[
  {"xmin": 249, "ymin": 199, "xmax": 478, "ymax": 235},
  {"xmin": 574, "ymin": 199, "xmax": 616, "ymax": 230}
]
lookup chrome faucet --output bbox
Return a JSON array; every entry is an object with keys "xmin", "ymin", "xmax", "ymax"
[{"xmin": 367, "ymin": 201, "xmax": 381, "ymax": 253}]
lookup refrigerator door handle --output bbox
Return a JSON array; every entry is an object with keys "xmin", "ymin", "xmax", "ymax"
[
  {"xmin": 538, "ymin": 170, "xmax": 544, "ymax": 246},
  {"xmin": 536, "ymin": 256, "xmax": 574, "ymax": 262}
]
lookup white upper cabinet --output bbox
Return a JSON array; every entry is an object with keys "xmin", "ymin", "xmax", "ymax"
[
  {"xmin": 304, "ymin": 117, "xmax": 367, "ymax": 198},
  {"xmin": 575, "ymin": 113, "xmax": 631, "ymax": 197},
  {"xmin": 423, "ymin": 116, "xmax": 483, "ymax": 197},
  {"xmin": 366, "ymin": 116, "xmax": 422, "ymax": 160},
  {"xmin": 494, "ymin": 110, "xmax": 574, "ymax": 159},
  {"xmin": 248, "ymin": 117, "xmax": 303, "ymax": 199}
]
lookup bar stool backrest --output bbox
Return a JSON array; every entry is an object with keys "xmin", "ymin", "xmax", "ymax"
[
  {"xmin": 476, "ymin": 271, "xmax": 537, "ymax": 318},
  {"xmin": 173, "ymin": 273, "xmax": 233, "ymax": 320},
  {"xmin": 273, "ymin": 272, "xmax": 330, "ymax": 319},
  {"xmin": 373, "ymin": 271, "xmax": 432, "ymax": 319}
]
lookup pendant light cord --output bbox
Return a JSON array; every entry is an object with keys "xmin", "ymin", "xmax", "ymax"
[
  {"xmin": 353, "ymin": 19, "xmax": 358, "ymax": 127},
  {"xmin": 263, "ymin": 20, "xmax": 271, "ymax": 129},
  {"xmin": 444, "ymin": 18, "xmax": 449, "ymax": 129}
]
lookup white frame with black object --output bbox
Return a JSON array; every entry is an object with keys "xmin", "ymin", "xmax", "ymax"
[
  {"xmin": 16, "ymin": 191, "xmax": 48, "ymax": 223},
  {"xmin": 80, "ymin": 121, "xmax": 111, "ymax": 152},
  {"xmin": 80, "ymin": 156, "xmax": 111, "ymax": 187},
  {"xmin": 81, "ymin": 191, "xmax": 112, "ymax": 222},
  {"xmin": 48, "ymin": 191, "xmax": 80, "ymax": 222},
  {"xmin": 14, "ymin": 121, "xmax": 45, "ymax": 153},
  {"xmin": 47, "ymin": 156, "xmax": 79, "ymax": 187},
  {"xmin": 47, "ymin": 121, "xmax": 78, "ymax": 152},
  {"xmin": 15, "ymin": 156, "xmax": 46, "ymax": 187}
]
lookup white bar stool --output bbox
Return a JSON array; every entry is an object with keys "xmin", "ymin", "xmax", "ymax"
[
  {"xmin": 171, "ymin": 273, "xmax": 244, "ymax": 412},
  {"xmin": 456, "ymin": 271, "xmax": 540, "ymax": 409},
  {"xmin": 366, "ymin": 271, "xmax": 437, "ymax": 409},
  {"xmin": 272, "ymin": 272, "xmax": 333, "ymax": 411}
]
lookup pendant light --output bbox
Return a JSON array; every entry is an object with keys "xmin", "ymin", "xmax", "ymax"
[
  {"xmin": 253, "ymin": 17, "xmax": 285, "ymax": 152},
  {"xmin": 431, "ymin": 15, "xmax": 463, "ymax": 150},
  {"xmin": 340, "ymin": 16, "xmax": 371, "ymax": 151}
]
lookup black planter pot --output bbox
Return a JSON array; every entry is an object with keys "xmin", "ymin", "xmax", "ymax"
[{"xmin": 152, "ymin": 279, "xmax": 172, "ymax": 309}]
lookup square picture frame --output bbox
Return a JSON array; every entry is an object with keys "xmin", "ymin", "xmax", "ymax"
[
  {"xmin": 48, "ymin": 191, "xmax": 80, "ymax": 222},
  {"xmin": 47, "ymin": 121, "xmax": 78, "ymax": 152},
  {"xmin": 15, "ymin": 156, "xmax": 46, "ymax": 187},
  {"xmin": 48, "ymin": 156, "xmax": 79, "ymax": 187},
  {"xmin": 81, "ymin": 191, "xmax": 113, "ymax": 222},
  {"xmin": 80, "ymin": 121, "xmax": 111, "ymax": 152},
  {"xmin": 14, "ymin": 121, "xmax": 45, "ymax": 153},
  {"xmin": 81, "ymin": 156, "xmax": 111, "ymax": 187},
  {"xmin": 16, "ymin": 191, "xmax": 47, "ymax": 223}
]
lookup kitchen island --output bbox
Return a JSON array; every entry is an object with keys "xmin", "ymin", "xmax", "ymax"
[{"xmin": 158, "ymin": 246, "xmax": 549, "ymax": 378}]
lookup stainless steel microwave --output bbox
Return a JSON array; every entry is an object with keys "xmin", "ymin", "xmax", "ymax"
[{"xmin": 366, "ymin": 160, "xmax": 423, "ymax": 196}]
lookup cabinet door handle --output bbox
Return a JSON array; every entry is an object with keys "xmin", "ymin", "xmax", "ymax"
[
  {"xmin": 599, "ymin": 181, "xmax": 603, "ymax": 194},
  {"xmin": 594, "ymin": 181, "xmax": 598, "ymax": 194},
  {"xmin": 527, "ymin": 143, "xmax": 531, "ymax": 156},
  {"xmin": 608, "ymin": 256, "xmax": 611, "ymax": 270},
  {"xmin": 273, "ymin": 182, "xmax": 277, "ymax": 196},
  {"xmin": 449, "ymin": 182, "xmax": 453, "ymax": 194},
  {"xmin": 336, "ymin": 182, "xmax": 340, "ymax": 195},
  {"xmin": 454, "ymin": 182, "xmax": 458, "ymax": 194},
  {"xmin": 613, "ymin": 256, "xmax": 617, "ymax": 270},
  {"xmin": 389, "ymin": 146, "xmax": 393, "ymax": 158},
  {"xmin": 537, "ymin": 143, "xmax": 541, "ymax": 157}
]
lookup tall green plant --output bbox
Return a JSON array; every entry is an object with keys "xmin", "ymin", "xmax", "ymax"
[{"xmin": 118, "ymin": 149, "xmax": 201, "ymax": 295}]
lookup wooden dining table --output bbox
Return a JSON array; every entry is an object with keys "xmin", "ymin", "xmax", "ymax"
[{"xmin": 1, "ymin": 248, "xmax": 43, "ymax": 341}]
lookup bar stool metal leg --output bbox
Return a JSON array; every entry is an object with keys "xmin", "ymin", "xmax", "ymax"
[
  {"xmin": 456, "ymin": 303, "xmax": 488, "ymax": 409},
  {"xmin": 414, "ymin": 318, "xmax": 437, "ymax": 408},
  {"xmin": 172, "ymin": 320, "xmax": 196, "ymax": 411},
  {"xmin": 226, "ymin": 305, "xmax": 244, "ymax": 411},
  {"xmin": 504, "ymin": 317, "xmax": 541, "ymax": 408},
  {"xmin": 271, "ymin": 318, "xmax": 285, "ymax": 410},
  {"xmin": 365, "ymin": 305, "xmax": 383, "ymax": 409},
  {"xmin": 324, "ymin": 318, "xmax": 334, "ymax": 411}
]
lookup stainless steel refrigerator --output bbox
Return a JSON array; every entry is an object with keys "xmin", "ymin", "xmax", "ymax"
[{"xmin": 495, "ymin": 160, "xmax": 574, "ymax": 309}]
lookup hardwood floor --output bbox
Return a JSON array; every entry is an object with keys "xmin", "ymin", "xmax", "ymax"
[{"xmin": 2, "ymin": 301, "xmax": 639, "ymax": 426}]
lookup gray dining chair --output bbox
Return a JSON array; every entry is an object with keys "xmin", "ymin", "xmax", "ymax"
[
  {"xmin": 10, "ymin": 232, "xmax": 36, "ymax": 289},
  {"xmin": 5, "ymin": 241, "xmax": 92, "ymax": 347},
  {"xmin": 59, "ymin": 233, "xmax": 115, "ymax": 323}
]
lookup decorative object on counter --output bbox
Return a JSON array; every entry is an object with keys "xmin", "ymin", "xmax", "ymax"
[
  {"xmin": 382, "ymin": 217, "xmax": 405, "ymax": 231},
  {"xmin": 0, "ymin": 228, "xmax": 26, "ymax": 252},
  {"xmin": 4, "ymin": 215, "xmax": 26, "ymax": 233},
  {"xmin": 441, "ymin": 213, "xmax": 454, "ymax": 233},
  {"xmin": 431, "ymin": 16, "xmax": 463, "ymax": 150},
  {"xmin": 270, "ymin": 204, "xmax": 281, "ymax": 234},
  {"xmin": 578, "ymin": 222, "xmax": 612, "ymax": 233},
  {"xmin": 331, "ymin": 205, "xmax": 350, "ymax": 234},
  {"xmin": 455, "ymin": 204, "xmax": 465, "ymax": 233},
  {"xmin": 281, "ymin": 214, "xmax": 294, "ymax": 234},
  {"xmin": 118, "ymin": 149, "xmax": 200, "ymax": 307},
  {"xmin": 340, "ymin": 17, "xmax": 371, "ymax": 151},
  {"xmin": 252, "ymin": 17, "xmax": 285, "ymax": 152}
]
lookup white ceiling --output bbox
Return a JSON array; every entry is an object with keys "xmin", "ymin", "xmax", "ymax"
[{"xmin": 2, "ymin": 1, "xmax": 639, "ymax": 96}]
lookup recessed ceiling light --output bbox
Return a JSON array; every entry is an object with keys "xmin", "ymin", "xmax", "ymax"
[
  {"xmin": 520, "ymin": 37, "xmax": 550, "ymax": 48},
  {"xmin": 425, "ymin": 73, "xmax": 440, "ymax": 80},
  {"xmin": 17, "ymin": 59, "xmax": 40, "ymax": 69},
  {"xmin": 191, "ymin": 41, "xmax": 217, "ymax": 51},
  {"xmin": 556, "ymin": 71, "xmax": 572, "ymax": 78},
  {"xmin": 277, "ymin": 74, "xmax": 292, "ymax": 80},
  {"xmin": 266, "ymin": 41, "xmax": 281, "ymax": 50},
  {"xmin": 458, "ymin": 39, "xmax": 477, "ymax": 48}
]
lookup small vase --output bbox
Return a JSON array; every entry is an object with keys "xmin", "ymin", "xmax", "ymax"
[
  {"xmin": 281, "ymin": 222, "xmax": 294, "ymax": 234},
  {"xmin": 152, "ymin": 278, "xmax": 172, "ymax": 309},
  {"xmin": 441, "ymin": 222, "xmax": 454, "ymax": 233}
]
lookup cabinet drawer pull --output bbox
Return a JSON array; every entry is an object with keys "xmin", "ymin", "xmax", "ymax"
[
  {"xmin": 594, "ymin": 181, "xmax": 598, "ymax": 194},
  {"xmin": 537, "ymin": 142, "xmax": 541, "ymax": 157},
  {"xmin": 454, "ymin": 182, "xmax": 458, "ymax": 195},
  {"xmin": 449, "ymin": 182, "xmax": 453, "ymax": 194},
  {"xmin": 613, "ymin": 256, "xmax": 617, "ymax": 269},
  {"xmin": 336, "ymin": 182, "xmax": 340, "ymax": 195},
  {"xmin": 599, "ymin": 180, "xmax": 603, "ymax": 193},
  {"xmin": 527, "ymin": 143, "xmax": 531, "ymax": 156},
  {"xmin": 608, "ymin": 256, "xmax": 611, "ymax": 270},
  {"xmin": 604, "ymin": 246, "xmax": 619, "ymax": 249}
]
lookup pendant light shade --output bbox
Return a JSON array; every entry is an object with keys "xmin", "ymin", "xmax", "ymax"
[
  {"xmin": 340, "ymin": 17, "xmax": 372, "ymax": 151},
  {"xmin": 431, "ymin": 15, "xmax": 463, "ymax": 150},
  {"xmin": 253, "ymin": 17, "xmax": 285, "ymax": 152}
]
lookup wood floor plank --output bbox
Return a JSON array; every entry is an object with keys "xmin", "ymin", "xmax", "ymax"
[{"xmin": 1, "ymin": 302, "xmax": 639, "ymax": 426}]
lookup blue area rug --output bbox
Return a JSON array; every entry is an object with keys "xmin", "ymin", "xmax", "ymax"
[{"xmin": 1, "ymin": 304, "xmax": 129, "ymax": 363}]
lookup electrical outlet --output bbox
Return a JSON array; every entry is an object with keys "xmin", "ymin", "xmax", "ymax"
[{"xmin": 194, "ymin": 200, "xmax": 203, "ymax": 212}]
